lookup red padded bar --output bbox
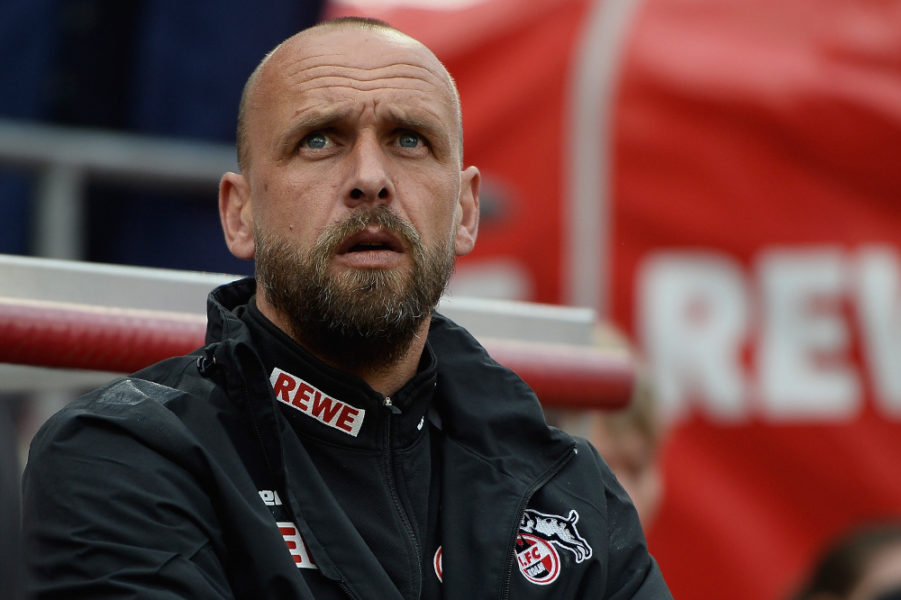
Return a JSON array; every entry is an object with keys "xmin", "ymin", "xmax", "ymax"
[{"xmin": 0, "ymin": 297, "xmax": 632, "ymax": 408}]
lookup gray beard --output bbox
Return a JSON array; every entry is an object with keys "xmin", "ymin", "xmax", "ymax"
[{"xmin": 255, "ymin": 206, "xmax": 455, "ymax": 374}]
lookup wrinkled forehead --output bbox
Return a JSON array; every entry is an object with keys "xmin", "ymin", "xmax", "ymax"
[{"xmin": 249, "ymin": 26, "xmax": 461, "ymax": 137}]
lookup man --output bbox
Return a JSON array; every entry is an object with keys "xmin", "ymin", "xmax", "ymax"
[{"xmin": 23, "ymin": 17, "xmax": 671, "ymax": 599}]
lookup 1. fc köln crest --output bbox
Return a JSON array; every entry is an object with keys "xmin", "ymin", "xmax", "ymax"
[{"xmin": 514, "ymin": 508, "xmax": 592, "ymax": 585}]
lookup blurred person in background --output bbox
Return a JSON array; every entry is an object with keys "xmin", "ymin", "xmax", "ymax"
[
  {"xmin": 548, "ymin": 326, "xmax": 665, "ymax": 530},
  {"xmin": 791, "ymin": 522, "xmax": 901, "ymax": 600},
  {"xmin": 576, "ymin": 374, "xmax": 663, "ymax": 531}
]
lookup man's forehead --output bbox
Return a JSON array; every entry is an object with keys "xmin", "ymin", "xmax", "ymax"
[
  {"xmin": 266, "ymin": 26, "xmax": 451, "ymax": 92},
  {"xmin": 241, "ymin": 23, "xmax": 464, "ymax": 161}
]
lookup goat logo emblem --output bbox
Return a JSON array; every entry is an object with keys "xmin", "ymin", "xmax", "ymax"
[{"xmin": 514, "ymin": 508, "xmax": 592, "ymax": 585}]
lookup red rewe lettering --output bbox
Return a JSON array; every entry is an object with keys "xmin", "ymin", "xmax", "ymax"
[
  {"xmin": 311, "ymin": 392, "xmax": 343, "ymax": 423},
  {"xmin": 279, "ymin": 525, "xmax": 299, "ymax": 556},
  {"xmin": 277, "ymin": 521, "xmax": 318, "ymax": 570},
  {"xmin": 294, "ymin": 381, "xmax": 314, "ymax": 410},
  {"xmin": 269, "ymin": 367, "xmax": 366, "ymax": 436},
  {"xmin": 335, "ymin": 405, "xmax": 361, "ymax": 434},
  {"xmin": 272, "ymin": 372, "xmax": 297, "ymax": 404}
]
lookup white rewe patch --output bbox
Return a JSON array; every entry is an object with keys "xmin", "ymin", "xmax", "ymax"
[
  {"xmin": 269, "ymin": 367, "xmax": 365, "ymax": 437},
  {"xmin": 277, "ymin": 521, "xmax": 318, "ymax": 570}
]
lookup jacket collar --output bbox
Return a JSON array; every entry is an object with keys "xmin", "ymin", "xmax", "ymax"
[
  {"xmin": 205, "ymin": 279, "xmax": 572, "ymax": 470},
  {"xmin": 241, "ymin": 294, "xmax": 437, "ymax": 451}
]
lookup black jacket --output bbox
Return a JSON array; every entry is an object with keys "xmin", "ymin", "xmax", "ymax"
[{"xmin": 23, "ymin": 278, "xmax": 671, "ymax": 599}]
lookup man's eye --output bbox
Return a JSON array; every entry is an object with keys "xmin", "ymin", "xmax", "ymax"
[
  {"xmin": 397, "ymin": 132, "xmax": 423, "ymax": 148},
  {"xmin": 301, "ymin": 133, "xmax": 329, "ymax": 150}
]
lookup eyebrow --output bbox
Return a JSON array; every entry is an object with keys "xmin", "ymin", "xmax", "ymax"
[
  {"xmin": 276, "ymin": 108, "xmax": 351, "ymax": 157},
  {"xmin": 387, "ymin": 109, "xmax": 448, "ymax": 144},
  {"xmin": 274, "ymin": 103, "xmax": 455, "ymax": 158}
]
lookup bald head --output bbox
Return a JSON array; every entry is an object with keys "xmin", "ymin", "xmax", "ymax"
[{"xmin": 235, "ymin": 17, "xmax": 463, "ymax": 173}]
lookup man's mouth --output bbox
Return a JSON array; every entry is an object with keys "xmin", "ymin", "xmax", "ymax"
[{"xmin": 337, "ymin": 228, "xmax": 405, "ymax": 255}]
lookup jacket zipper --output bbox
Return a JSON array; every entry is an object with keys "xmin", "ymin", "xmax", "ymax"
[
  {"xmin": 382, "ymin": 396, "xmax": 423, "ymax": 597},
  {"xmin": 337, "ymin": 581, "xmax": 360, "ymax": 600},
  {"xmin": 500, "ymin": 444, "xmax": 579, "ymax": 599}
]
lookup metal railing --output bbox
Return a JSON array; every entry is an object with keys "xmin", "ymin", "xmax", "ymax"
[
  {"xmin": 0, "ymin": 118, "xmax": 238, "ymax": 259},
  {"xmin": 0, "ymin": 254, "xmax": 633, "ymax": 408}
]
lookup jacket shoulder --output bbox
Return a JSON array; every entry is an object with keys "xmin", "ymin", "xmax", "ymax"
[
  {"xmin": 533, "ymin": 435, "xmax": 672, "ymax": 598},
  {"xmin": 29, "ymin": 355, "xmax": 215, "ymax": 458},
  {"xmin": 22, "ymin": 363, "xmax": 237, "ymax": 598}
]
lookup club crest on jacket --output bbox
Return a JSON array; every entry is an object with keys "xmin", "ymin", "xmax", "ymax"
[{"xmin": 515, "ymin": 508, "xmax": 593, "ymax": 585}]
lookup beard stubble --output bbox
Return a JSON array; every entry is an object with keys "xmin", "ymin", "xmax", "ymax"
[{"xmin": 255, "ymin": 206, "xmax": 455, "ymax": 375}]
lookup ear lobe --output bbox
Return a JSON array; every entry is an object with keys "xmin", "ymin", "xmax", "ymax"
[
  {"xmin": 454, "ymin": 166, "xmax": 480, "ymax": 257},
  {"xmin": 219, "ymin": 172, "xmax": 255, "ymax": 260}
]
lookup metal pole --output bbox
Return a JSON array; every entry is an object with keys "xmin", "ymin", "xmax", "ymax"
[{"xmin": 33, "ymin": 164, "xmax": 85, "ymax": 260}]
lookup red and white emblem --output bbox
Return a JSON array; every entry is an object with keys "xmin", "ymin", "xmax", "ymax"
[
  {"xmin": 433, "ymin": 546, "xmax": 443, "ymax": 582},
  {"xmin": 515, "ymin": 534, "xmax": 561, "ymax": 585},
  {"xmin": 513, "ymin": 508, "xmax": 593, "ymax": 585}
]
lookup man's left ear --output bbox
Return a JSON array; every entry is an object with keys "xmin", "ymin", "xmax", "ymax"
[{"xmin": 454, "ymin": 166, "xmax": 480, "ymax": 257}]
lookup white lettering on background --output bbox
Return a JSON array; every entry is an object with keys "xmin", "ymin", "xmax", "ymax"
[
  {"xmin": 757, "ymin": 249, "xmax": 859, "ymax": 420},
  {"xmin": 855, "ymin": 246, "xmax": 901, "ymax": 416},
  {"xmin": 639, "ymin": 252, "xmax": 748, "ymax": 422},
  {"xmin": 637, "ymin": 246, "xmax": 899, "ymax": 423}
]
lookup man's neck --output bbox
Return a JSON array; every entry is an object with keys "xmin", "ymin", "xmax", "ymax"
[
  {"xmin": 349, "ymin": 322, "xmax": 429, "ymax": 397},
  {"xmin": 255, "ymin": 293, "xmax": 429, "ymax": 398}
]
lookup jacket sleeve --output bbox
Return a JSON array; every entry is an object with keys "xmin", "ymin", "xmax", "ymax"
[
  {"xmin": 582, "ymin": 439, "xmax": 673, "ymax": 600},
  {"xmin": 22, "ymin": 395, "xmax": 234, "ymax": 599}
]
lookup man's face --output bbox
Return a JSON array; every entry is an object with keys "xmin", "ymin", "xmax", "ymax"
[{"xmin": 231, "ymin": 26, "xmax": 478, "ymax": 369}]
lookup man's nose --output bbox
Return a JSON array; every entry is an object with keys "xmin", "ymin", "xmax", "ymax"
[{"xmin": 344, "ymin": 135, "xmax": 394, "ymax": 207}]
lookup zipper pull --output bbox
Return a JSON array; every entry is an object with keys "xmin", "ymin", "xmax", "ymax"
[{"xmin": 383, "ymin": 396, "xmax": 402, "ymax": 415}]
